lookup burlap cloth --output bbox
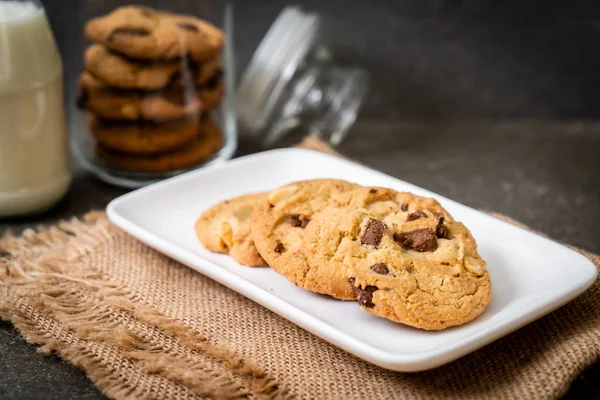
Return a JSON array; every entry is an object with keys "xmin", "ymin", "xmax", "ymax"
[{"xmin": 1, "ymin": 136, "xmax": 599, "ymax": 400}]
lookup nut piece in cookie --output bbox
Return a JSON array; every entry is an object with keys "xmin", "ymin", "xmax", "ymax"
[{"xmin": 195, "ymin": 193, "xmax": 268, "ymax": 267}]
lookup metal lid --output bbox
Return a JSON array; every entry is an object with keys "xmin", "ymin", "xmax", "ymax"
[{"xmin": 236, "ymin": 6, "xmax": 320, "ymax": 135}]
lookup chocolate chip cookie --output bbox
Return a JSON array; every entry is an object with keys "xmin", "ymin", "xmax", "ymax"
[
  {"xmin": 196, "ymin": 193, "xmax": 268, "ymax": 267},
  {"xmin": 96, "ymin": 116, "xmax": 223, "ymax": 172},
  {"xmin": 84, "ymin": 6, "xmax": 224, "ymax": 61},
  {"xmin": 85, "ymin": 44, "xmax": 223, "ymax": 90},
  {"xmin": 251, "ymin": 179, "xmax": 360, "ymax": 295},
  {"xmin": 304, "ymin": 187, "xmax": 491, "ymax": 329},
  {"xmin": 78, "ymin": 72, "xmax": 223, "ymax": 122},
  {"xmin": 90, "ymin": 116, "xmax": 201, "ymax": 155}
]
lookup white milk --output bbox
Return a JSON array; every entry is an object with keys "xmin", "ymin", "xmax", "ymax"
[{"xmin": 0, "ymin": 1, "xmax": 71, "ymax": 217}]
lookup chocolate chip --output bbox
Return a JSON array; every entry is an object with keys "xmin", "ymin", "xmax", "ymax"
[
  {"xmin": 289, "ymin": 214, "xmax": 301, "ymax": 227},
  {"xmin": 108, "ymin": 27, "xmax": 151, "ymax": 42},
  {"xmin": 349, "ymin": 278, "xmax": 378, "ymax": 308},
  {"xmin": 393, "ymin": 228, "xmax": 438, "ymax": 252},
  {"xmin": 369, "ymin": 188, "xmax": 377, "ymax": 194},
  {"xmin": 274, "ymin": 243, "xmax": 284, "ymax": 253},
  {"xmin": 401, "ymin": 203, "xmax": 409, "ymax": 212},
  {"xmin": 406, "ymin": 210, "xmax": 428, "ymax": 221},
  {"xmin": 177, "ymin": 22, "xmax": 200, "ymax": 32},
  {"xmin": 453, "ymin": 273, "xmax": 460, "ymax": 278},
  {"xmin": 436, "ymin": 224, "xmax": 449, "ymax": 239},
  {"xmin": 360, "ymin": 218, "xmax": 387, "ymax": 248},
  {"xmin": 370, "ymin": 263, "xmax": 389, "ymax": 275},
  {"xmin": 433, "ymin": 213, "xmax": 448, "ymax": 238},
  {"xmin": 440, "ymin": 261, "xmax": 450, "ymax": 266},
  {"xmin": 0, "ymin": 251, "xmax": 11, "ymax": 259},
  {"xmin": 290, "ymin": 214, "xmax": 310, "ymax": 228}
]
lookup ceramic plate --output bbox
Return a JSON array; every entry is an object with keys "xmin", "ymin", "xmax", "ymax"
[{"xmin": 107, "ymin": 149, "xmax": 597, "ymax": 372}]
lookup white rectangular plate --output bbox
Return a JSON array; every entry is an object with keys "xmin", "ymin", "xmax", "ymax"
[{"xmin": 107, "ymin": 148, "xmax": 597, "ymax": 372}]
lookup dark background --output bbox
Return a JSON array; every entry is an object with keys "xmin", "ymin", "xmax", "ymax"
[{"xmin": 1, "ymin": 0, "xmax": 599, "ymax": 398}]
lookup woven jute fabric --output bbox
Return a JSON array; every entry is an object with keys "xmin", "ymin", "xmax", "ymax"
[{"xmin": 1, "ymin": 137, "xmax": 599, "ymax": 400}]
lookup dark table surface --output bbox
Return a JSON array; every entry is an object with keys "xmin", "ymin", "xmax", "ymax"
[{"xmin": 1, "ymin": 0, "xmax": 600, "ymax": 399}]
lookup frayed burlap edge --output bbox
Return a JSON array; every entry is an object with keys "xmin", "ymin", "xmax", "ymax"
[{"xmin": 0, "ymin": 213, "xmax": 290, "ymax": 400}]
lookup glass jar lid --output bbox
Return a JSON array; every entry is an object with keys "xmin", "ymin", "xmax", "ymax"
[{"xmin": 236, "ymin": 7, "xmax": 320, "ymax": 135}]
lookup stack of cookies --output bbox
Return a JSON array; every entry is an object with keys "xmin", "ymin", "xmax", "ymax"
[
  {"xmin": 196, "ymin": 179, "xmax": 492, "ymax": 331},
  {"xmin": 78, "ymin": 6, "xmax": 225, "ymax": 172}
]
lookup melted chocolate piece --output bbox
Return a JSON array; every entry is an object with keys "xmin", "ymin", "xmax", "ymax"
[
  {"xmin": 436, "ymin": 224, "xmax": 449, "ymax": 239},
  {"xmin": 393, "ymin": 228, "xmax": 438, "ymax": 252},
  {"xmin": 406, "ymin": 210, "xmax": 428, "ymax": 221},
  {"xmin": 360, "ymin": 218, "xmax": 387, "ymax": 248},
  {"xmin": 348, "ymin": 278, "xmax": 378, "ymax": 308},
  {"xmin": 370, "ymin": 263, "xmax": 389, "ymax": 275},
  {"xmin": 274, "ymin": 242, "xmax": 284, "ymax": 253},
  {"xmin": 290, "ymin": 214, "xmax": 310, "ymax": 228},
  {"xmin": 434, "ymin": 213, "xmax": 448, "ymax": 239}
]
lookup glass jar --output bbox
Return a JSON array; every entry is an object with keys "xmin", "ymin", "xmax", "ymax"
[
  {"xmin": 237, "ymin": 6, "xmax": 368, "ymax": 147},
  {"xmin": 69, "ymin": 2, "xmax": 236, "ymax": 188},
  {"xmin": 0, "ymin": 0, "xmax": 71, "ymax": 217},
  {"xmin": 69, "ymin": 3, "xmax": 368, "ymax": 188}
]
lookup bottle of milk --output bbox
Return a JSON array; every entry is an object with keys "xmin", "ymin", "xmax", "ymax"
[{"xmin": 0, "ymin": 0, "xmax": 70, "ymax": 217}]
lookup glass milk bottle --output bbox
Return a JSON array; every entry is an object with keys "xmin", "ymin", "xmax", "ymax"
[{"xmin": 0, "ymin": 0, "xmax": 70, "ymax": 217}]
